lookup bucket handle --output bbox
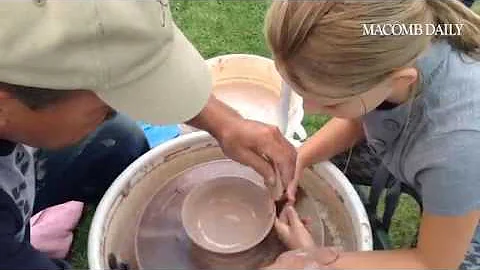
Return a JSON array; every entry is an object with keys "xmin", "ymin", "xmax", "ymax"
[{"xmin": 293, "ymin": 124, "xmax": 307, "ymax": 141}]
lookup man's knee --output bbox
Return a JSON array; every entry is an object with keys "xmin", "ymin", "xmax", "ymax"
[{"xmin": 93, "ymin": 113, "xmax": 150, "ymax": 157}]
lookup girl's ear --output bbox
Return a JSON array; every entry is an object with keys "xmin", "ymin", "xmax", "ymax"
[{"xmin": 391, "ymin": 67, "xmax": 418, "ymax": 91}]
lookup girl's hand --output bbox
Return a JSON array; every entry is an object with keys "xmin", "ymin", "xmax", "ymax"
[
  {"xmin": 286, "ymin": 156, "xmax": 305, "ymax": 203},
  {"xmin": 262, "ymin": 247, "xmax": 340, "ymax": 270},
  {"xmin": 261, "ymin": 249, "xmax": 321, "ymax": 270},
  {"xmin": 274, "ymin": 206, "xmax": 316, "ymax": 250}
]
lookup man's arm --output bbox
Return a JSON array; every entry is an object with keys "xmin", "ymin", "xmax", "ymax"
[
  {"xmin": 185, "ymin": 94, "xmax": 297, "ymax": 191},
  {"xmin": 185, "ymin": 94, "xmax": 242, "ymax": 140}
]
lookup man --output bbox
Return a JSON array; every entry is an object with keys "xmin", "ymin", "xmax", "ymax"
[{"xmin": 0, "ymin": 1, "xmax": 296, "ymax": 268}]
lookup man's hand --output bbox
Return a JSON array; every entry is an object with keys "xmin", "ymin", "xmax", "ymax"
[
  {"xmin": 186, "ymin": 95, "xmax": 297, "ymax": 196},
  {"xmin": 217, "ymin": 118, "xmax": 296, "ymax": 190},
  {"xmin": 275, "ymin": 206, "xmax": 316, "ymax": 250}
]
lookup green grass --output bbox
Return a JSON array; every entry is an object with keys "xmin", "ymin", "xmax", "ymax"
[
  {"xmin": 473, "ymin": 1, "xmax": 480, "ymax": 14},
  {"xmin": 172, "ymin": 1, "xmax": 270, "ymax": 58},
  {"xmin": 302, "ymin": 115, "xmax": 331, "ymax": 137},
  {"xmin": 377, "ymin": 194, "xmax": 421, "ymax": 248},
  {"xmin": 69, "ymin": 1, "xmax": 480, "ymax": 268},
  {"xmin": 69, "ymin": 206, "xmax": 94, "ymax": 269}
]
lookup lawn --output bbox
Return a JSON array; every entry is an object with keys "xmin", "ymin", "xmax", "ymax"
[{"xmin": 69, "ymin": 1, "xmax": 478, "ymax": 268}]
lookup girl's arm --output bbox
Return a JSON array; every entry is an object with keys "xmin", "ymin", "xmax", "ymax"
[
  {"xmin": 331, "ymin": 211, "xmax": 480, "ymax": 269},
  {"xmin": 266, "ymin": 209, "xmax": 479, "ymax": 269},
  {"xmin": 298, "ymin": 117, "xmax": 364, "ymax": 168},
  {"xmin": 332, "ymin": 210, "xmax": 479, "ymax": 269},
  {"xmin": 286, "ymin": 117, "xmax": 364, "ymax": 201}
]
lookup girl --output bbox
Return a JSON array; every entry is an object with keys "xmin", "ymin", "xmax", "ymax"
[{"xmin": 264, "ymin": 0, "xmax": 480, "ymax": 269}]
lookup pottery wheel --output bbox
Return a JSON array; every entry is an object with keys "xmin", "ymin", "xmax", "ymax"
[{"xmin": 135, "ymin": 159, "xmax": 324, "ymax": 270}]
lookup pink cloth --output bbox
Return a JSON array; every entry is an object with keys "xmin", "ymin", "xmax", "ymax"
[{"xmin": 30, "ymin": 201, "xmax": 84, "ymax": 259}]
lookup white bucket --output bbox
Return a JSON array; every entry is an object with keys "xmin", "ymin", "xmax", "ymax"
[
  {"xmin": 180, "ymin": 54, "xmax": 307, "ymax": 140},
  {"xmin": 88, "ymin": 132, "xmax": 372, "ymax": 269}
]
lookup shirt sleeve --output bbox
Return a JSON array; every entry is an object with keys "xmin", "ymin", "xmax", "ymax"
[
  {"xmin": 0, "ymin": 189, "xmax": 64, "ymax": 270},
  {"xmin": 408, "ymin": 131, "xmax": 480, "ymax": 216}
]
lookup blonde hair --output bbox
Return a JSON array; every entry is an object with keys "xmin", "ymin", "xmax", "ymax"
[{"xmin": 266, "ymin": 0, "xmax": 480, "ymax": 97}]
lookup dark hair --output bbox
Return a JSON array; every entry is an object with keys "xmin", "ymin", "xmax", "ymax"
[{"xmin": 0, "ymin": 82, "xmax": 73, "ymax": 110}]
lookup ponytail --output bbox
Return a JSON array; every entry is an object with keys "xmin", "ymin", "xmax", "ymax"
[
  {"xmin": 426, "ymin": 0, "xmax": 480, "ymax": 59},
  {"xmin": 265, "ymin": 1, "xmax": 335, "ymax": 61}
]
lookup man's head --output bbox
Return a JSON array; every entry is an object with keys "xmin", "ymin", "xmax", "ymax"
[
  {"xmin": 0, "ymin": 83, "xmax": 113, "ymax": 148},
  {"xmin": 0, "ymin": 0, "xmax": 212, "ymax": 148}
]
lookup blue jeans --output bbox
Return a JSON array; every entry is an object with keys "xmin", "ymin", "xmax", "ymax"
[{"xmin": 33, "ymin": 113, "xmax": 149, "ymax": 214}]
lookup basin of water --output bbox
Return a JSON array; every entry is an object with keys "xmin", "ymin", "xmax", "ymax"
[{"xmin": 88, "ymin": 132, "xmax": 372, "ymax": 269}]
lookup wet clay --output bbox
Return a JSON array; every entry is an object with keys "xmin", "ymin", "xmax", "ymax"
[
  {"xmin": 213, "ymin": 82, "xmax": 280, "ymax": 126},
  {"xmin": 181, "ymin": 177, "xmax": 275, "ymax": 254},
  {"xmin": 135, "ymin": 160, "xmax": 328, "ymax": 270}
]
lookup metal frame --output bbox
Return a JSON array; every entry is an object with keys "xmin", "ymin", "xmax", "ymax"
[{"xmin": 351, "ymin": 166, "xmax": 422, "ymax": 250}]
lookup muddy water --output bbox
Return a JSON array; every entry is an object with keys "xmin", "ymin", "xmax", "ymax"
[{"xmin": 213, "ymin": 82, "xmax": 280, "ymax": 126}]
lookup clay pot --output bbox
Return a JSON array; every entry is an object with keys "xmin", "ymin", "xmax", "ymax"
[{"xmin": 181, "ymin": 176, "xmax": 275, "ymax": 254}]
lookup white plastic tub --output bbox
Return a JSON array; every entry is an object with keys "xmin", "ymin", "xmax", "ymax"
[{"xmin": 88, "ymin": 132, "xmax": 372, "ymax": 269}]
